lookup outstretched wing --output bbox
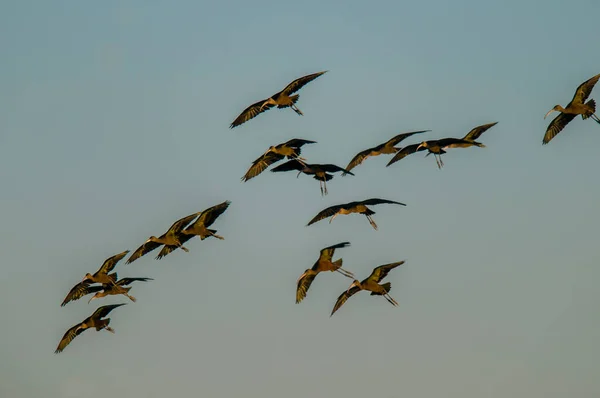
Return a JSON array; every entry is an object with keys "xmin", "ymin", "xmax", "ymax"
[
  {"xmin": 462, "ymin": 122, "xmax": 498, "ymax": 141},
  {"xmin": 167, "ymin": 212, "xmax": 202, "ymax": 234},
  {"xmin": 306, "ymin": 203, "xmax": 347, "ymax": 226},
  {"xmin": 55, "ymin": 323, "xmax": 85, "ymax": 353},
  {"xmin": 96, "ymin": 250, "xmax": 130, "ymax": 275},
  {"xmin": 116, "ymin": 277, "xmax": 154, "ymax": 286},
  {"xmin": 386, "ymin": 130, "xmax": 431, "ymax": 146},
  {"xmin": 330, "ymin": 285, "xmax": 362, "ymax": 316},
  {"xmin": 319, "ymin": 164, "xmax": 354, "ymax": 175},
  {"xmin": 319, "ymin": 242, "xmax": 351, "ymax": 262},
  {"xmin": 360, "ymin": 198, "xmax": 406, "ymax": 207},
  {"xmin": 154, "ymin": 234, "xmax": 194, "ymax": 260},
  {"xmin": 570, "ymin": 73, "xmax": 600, "ymax": 106},
  {"xmin": 230, "ymin": 98, "xmax": 275, "ymax": 128},
  {"xmin": 271, "ymin": 159, "xmax": 305, "ymax": 173},
  {"xmin": 296, "ymin": 269, "xmax": 318, "ymax": 304},
  {"xmin": 280, "ymin": 71, "xmax": 328, "ymax": 96},
  {"xmin": 386, "ymin": 143, "xmax": 424, "ymax": 167},
  {"xmin": 89, "ymin": 303, "xmax": 126, "ymax": 321},
  {"xmin": 345, "ymin": 147, "xmax": 376, "ymax": 173},
  {"xmin": 282, "ymin": 138, "xmax": 317, "ymax": 148},
  {"xmin": 61, "ymin": 282, "xmax": 103, "ymax": 307},
  {"xmin": 196, "ymin": 201, "xmax": 231, "ymax": 228},
  {"xmin": 126, "ymin": 240, "xmax": 163, "ymax": 264},
  {"xmin": 435, "ymin": 137, "xmax": 483, "ymax": 149},
  {"xmin": 242, "ymin": 152, "xmax": 285, "ymax": 182},
  {"xmin": 542, "ymin": 112, "xmax": 577, "ymax": 145},
  {"xmin": 367, "ymin": 261, "xmax": 405, "ymax": 283}
]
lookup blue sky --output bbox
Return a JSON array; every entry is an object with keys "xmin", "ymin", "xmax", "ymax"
[{"xmin": 1, "ymin": 0, "xmax": 600, "ymax": 397}]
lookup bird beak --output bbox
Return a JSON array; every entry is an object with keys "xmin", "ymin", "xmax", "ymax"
[
  {"xmin": 544, "ymin": 109, "xmax": 555, "ymax": 119},
  {"xmin": 416, "ymin": 143, "xmax": 424, "ymax": 151},
  {"xmin": 88, "ymin": 296, "xmax": 96, "ymax": 304},
  {"xmin": 346, "ymin": 281, "xmax": 357, "ymax": 294}
]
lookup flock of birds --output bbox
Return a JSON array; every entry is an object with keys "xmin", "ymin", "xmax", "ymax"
[{"xmin": 55, "ymin": 69, "xmax": 600, "ymax": 354}]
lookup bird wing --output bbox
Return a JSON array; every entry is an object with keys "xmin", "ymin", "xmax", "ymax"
[
  {"xmin": 89, "ymin": 303, "xmax": 126, "ymax": 321},
  {"xmin": 330, "ymin": 285, "xmax": 362, "ymax": 316},
  {"xmin": 167, "ymin": 212, "xmax": 202, "ymax": 234},
  {"xmin": 243, "ymin": 152, "xmax": 285, "ymax": 182},
  {"xmin": 96, "ymin": 250, "xmax": 130, "ymax": 275},
  {"xmin": 55, "ymin": 323, "xmax": 86, "ymax": 353},
  {"xmin": 318, "ymin": 241, "xmax": 351, "ymax": 262},
  {"xmin": 280, "ymin": 71, "xmax": 328, "ymax": 96},
  {"xmin": 319, "ymin": 164, "xmax": 354, "ymax": 175},
  {"xmin": 434, "ymin": 137, "xmax": 480, "ymax": 149},
  {"xmin": 282, "ymin": 138, "xmax": 317, "ymax": 148},
  {"xmin": 345, "ymin": 147, "xmax": 376, "ymax": 172},
  {"xmin": 154, "ymin": 234, "xmax": 195, "ymax": 260},
  {"xmin": 61, "ymin": 282, "xmax": 104, "ymax": 307},
  {"xmin": 360, "ymin": 198, "xmax": 407, "ymax": 207},
  {"xmin": 270, "ymin": 158, "xmax": 305, "ymax": 173},
  {"xmin": 543, "ymin": 112, "xmax": 577, "ymax": 145},
  {"xmin": 296, "ymin": 270, "xmax": 318, "ymax": 304},
  {"xmin": 116, "ymin": 277, "xmax": 154, "ymax": 286},
  {"xmin": 462, "ymin": 122, "xmax": 498, "ymax": 141},
  {"xmin": 367, "ymin": 261, "xmax": 405, "ymax": 283},
  {"xmin": 386, "ymin": 143, "xmax": 423, "ymax": 167},
  {"xmin": 570, "ymin": 73, "xmax": 600, "ymax": 106},
  {"xmin": 386, "ymin": 130, "xmax": 431, "ymax": 146},
  {"xmin": 306, "ymin": 204, "xmax": 347, "ymax": 226},
  {"xmin": 126, "ymin": 240, "xmax": 163, "ymax": 264},
  {"xmin": 196, "ymin": 201, "xmax": 231, "ymax": 228},
  {"xmin": 230, "ymin": 98, "xmax": 276, "ymax": 128}
]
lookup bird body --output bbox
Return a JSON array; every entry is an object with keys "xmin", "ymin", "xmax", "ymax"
[
  {"xmin": 296, "ymin": 242, "xmax": 354, "ymax": 304},
  {"xmin": 307, "ymin": 198, "xmax": 406, "ymax": 230},
  {"xmin": 230, "ymin": 71, "xmax": 327, "ymax": 128},
  {"xmin": 543, "ymin": 73, "xmax": 600, "ymax": 144},
  {"xmin": 271, "ymin": 159, "xmax": 353, "ymax": 195},
  {"xmin": 81, "ymin": 250, "xmax": 130, "ymax": 286}
]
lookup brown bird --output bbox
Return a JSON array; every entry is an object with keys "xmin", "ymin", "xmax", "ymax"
[
  {"xmin": 61, "ymin": 278, "xmax": 153, "ymax": 306},
  {"xmin": 155, "ymin": 201, "xmax": 231, "ymax": 260},
  {"xmin": 126, "ymin": 211, "xmax": 202, "ymax": 264},
  {"xmin": 242, "ymin": 138, "xmax": 317, "ymax": 182},
  {"xmin": 344, "ymin": 130, "xmax": 430, "ymax": 173},
  {"xmin": 307, "ymin": 198, "xmax": 406, "ymax": 230},
  {"xmin": 230, "ymin": 71, "xmax": 328, "ymax": 128},
  {"xmin": 386, "ymin": 122, "xmax": 497, "ymax": 169},
  {"xmin": 271, "ymin": 159, "xmax": 354, "ymax": 195},
  {"xmin": 330, "ymin": 261, "xmax": 404, "ymax": 317},
  {"xmin": 296, "ymin": 242, "xmax": 354, "ymax": 304},
  {"xmin": 55, "ymin": 303, "xmax": 126, "ymax": 354},
  {"xmin": 80, "ymin": 250, "xmax": 130, "ymax": 287},
  {"xmin": 543, "ymin": 73, "xmax": 600, "ymax": 145}
]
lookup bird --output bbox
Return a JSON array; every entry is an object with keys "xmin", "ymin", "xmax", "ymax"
[
  {"xmin": 307, "ymin": 198, "xmax": 406, "ymax": 230},
  {"xmin": 61, "ymin": 278, "xmax": 153, "ymax": 306},
  {"xmin": 386, "ymin": 122, "xmax": 497, "ymax": 169},
  {"xmin": 330, "ymin": 261, "xmax": 404, "ymax": 317},
  {"xmin": 242, "ymin": 138, "xmax": 317, "ymax": 182},
  {"xmin": 126, "ymin": 211, "xmax": 202, "ymax": 264},
  {"xmin": 543, "ymin": 73, "xmax": 600, "ymax": 145},
  {"xmin": 344, "ymin": 130, "xmax": 430, "ymax": 173},
  {"xmin": 230, "ymin": 71, "xmax": 328, "ymax": 128},
  {"xmin": 271, "ymin": 159, "xmax": 354, "ymax": 195},
  {"xmin": 155, "ymin": 201, "xmax": 231, "ymax": 260},
  {"xmin": 296, "ymin": 242, "xmax": 354, "ymax": 304},
  {"xmin": 80, "ymin": 250, "xmax": 130, "ymax": 287},
  {"xmin": 55, "ymin": 303, "xmax": 126, "ymax": 353}
]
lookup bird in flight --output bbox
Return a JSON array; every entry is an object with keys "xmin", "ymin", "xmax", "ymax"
[
  {"xmin": 242, "ymin": 138, "xmax": 316, "ymax": 182},
  {"xmin": 307, "ymin": 198, "xmax": 406, "ymax": 230},
  {"xmin": 271, "ymin": 159, "xmax": 353, "ymax": 196}
]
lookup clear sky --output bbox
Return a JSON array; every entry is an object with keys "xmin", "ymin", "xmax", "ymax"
[{"xmin": 1, "ymin": 0, "xmax": 600, "ymax": 397}]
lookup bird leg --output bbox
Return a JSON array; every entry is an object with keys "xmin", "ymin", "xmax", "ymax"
[
  {"xmin": 177, "ymin": 244, "xmax": 190, "ymax": 252},
  {"xmin": 319, "ymin": 181, "xmax": 324, "ymax": 196},
  {"xmin": 384, "ymin": 294, "xmax": 399, "ymax": 306},
  {"xmin": 366, "ymin": 215, "xmax": 378, "ymax": 231},
  {"xmin": 592, "ymin": 114, "xmax": 600, "ymax": 123},
  {"xmin": 209, "ymin": 232, "xmax": 225, "ymax": 240},
  {"xmin": 291, "ymin": 104, "xmax": 304, "ymax": 116},
  {"xmin": 329, "ymin": 212, "xmax": 340, "ymax": 224},
  {"xmin": 125, "ymin": 293, "xmax": 137, "ymax": 303},
  {"xmin": 104, "ymin": 326, "xmax": 115, "ymax": 334},
  {"xmin": 296, "ymin": 171, "xmax": 302, "ymax": 179},
  {"xmin": 323, "ymin": 177, "xmax": 328, "ymax": 195},
  {"xmin": 336, "ymin": 268, "xmax": 355, "ymax": 278}
]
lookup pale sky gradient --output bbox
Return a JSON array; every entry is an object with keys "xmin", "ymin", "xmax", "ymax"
[{"xmin": 2, "ymin": 1, "xmax": 600, "ymax": 397}]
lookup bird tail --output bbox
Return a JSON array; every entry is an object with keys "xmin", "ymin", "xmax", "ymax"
[
  {"xmin": 370, "ymin": 282, "xmax": 391, "ymax": 295},
  {"xmin": 583, "ymin": 99, "xmax": 596, "ymax": 120},
  {"xmin": 290, "ymin": 94, "xmax": 300, "ymax": 104},
  {"xmin": 333, "ymin": 258, "xmax": 343, "ymax": 268},
  {"xmin": 109, "ymin": 273, "xmax": 118, "ymax": 282}
]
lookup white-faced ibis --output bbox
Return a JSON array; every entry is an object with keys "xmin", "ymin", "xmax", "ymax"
[
  {"xmin": 155, "ymin": 201, "xmax": 231, "ymax": 260},
  {"xmin": 230, "ymin": 71, "xmax": 328, "ymax": 128},
  {"xmin": 126, "ymin": 212, "xmax": 201, "ymax": 264},
  {"xmin": 307, "ymin": 198, "xmax": 406, "ymax": 230},
  {"xmin": 344, "ymin": 130, "xmax": 430, "ymax": 173},
  {"xmin": 242, "ymin": 138, "xmax": 316, "ymax": 182},
  {"xmin": 80, "ymin": 250, "xmax": 130, "ymax": 287},
  {"xmin": 543, "ymin": 73, "xmax": 600, "ymax": 145},
  {"xmin": 271, "ymin": 159, "xmax": 354, "ymax": 195},
  {"xmin": 88, "ymin": 277, "xmax": 154, "ymax": 303},
  {"xmin": 386, "ymin": 122, "xmax": 497, "ymax": 169},
  {"xmin": 330, "ymin": 261, "xmax": 404, "ymax": 317},
  {"xmin": 55, "ymin": 303, "xmax": 126, "ymax": 353},
  {"xmin": 296, "ymin": 242, "xmax": 354, "ymax": 304}
]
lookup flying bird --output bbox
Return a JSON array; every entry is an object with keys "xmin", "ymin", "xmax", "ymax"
[
  {"xmin": 344, "ymin": 130, "xmax": 430, "ymax": 173},
  {"xmin": 242, "ymin": 138, "xmax": 316, "ymax": 182},
  {"xmin": 307, "ymin": 198, "xmax": 406, "ymax": 230},
  {"xmin": 155, "ymin": 201, "xmax": 231, "ymax": 260},
  {"xmin": 55, "ymin": 304, "xmax": 126, "ymax": 353},
  {"xmin": 80, "ymin": 250, "xmax": 130, "ymax": 287},
  {"xmin": 330, "ymin": 261, "xmax": 404, "ymax": 317},
  {"xmin": 543, "ymin": 73, "xmax": 600, "ymax": 145},
  {"xmin": 296, "ymin": 242, "xmax": 354, "ymax": 304},
  {"xmin": 230, "ymin": 71, "xmax": 328, "ymax": 128},
  {"xmin": 386, "ymin": 122, "xmax": 497, "ymax": 169},
  {"xmin": 61, "ymin": 278, "xmax": 153, "ymax": 306},
  {"xmin": 126, "ymin": 211, "xmax": 201, "ymax": 264},
  {"xmin": 271, "ymin": 159, "xmax": 354, "ymax": 195}
]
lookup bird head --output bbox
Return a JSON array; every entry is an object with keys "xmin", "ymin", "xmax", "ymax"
[
  {"xmin": 88, "ymin": 293, "xmax": 101, "ymax": 304},
  {"xmin": 146, "ymin": 236, "xmax": 158, "ymax": 243},
  {"xmin": 416, "ymin": 141, "xmax": 429, "ymax": 151},
  {"xmin": 81, "ymin": 273, "xmax": 93, "ymax": 283},
  {"xmin": 347, "ymin": 279, "xmax": 361, "ymax": 293},
  {"xmin": 544, "ymin": 105, "xmax": 562, "ymax": 119}
]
